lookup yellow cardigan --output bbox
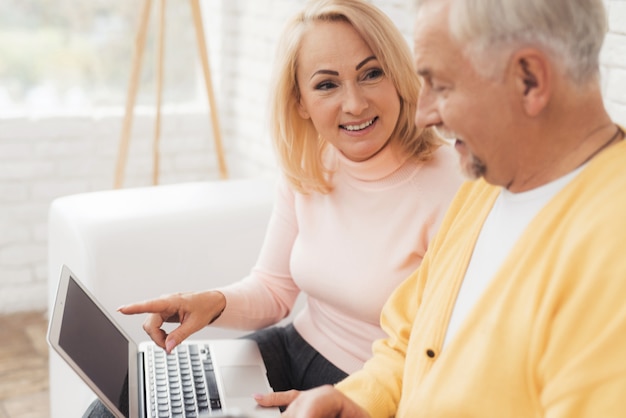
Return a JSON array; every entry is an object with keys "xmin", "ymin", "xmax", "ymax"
[{"xmin": 337, "ymin": 140, "xmax": 626, "ymax": 417}]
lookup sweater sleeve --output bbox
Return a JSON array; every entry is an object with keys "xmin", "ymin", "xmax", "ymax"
[
  {"xmin": 333, "ymin": 180, "xmax": 475, "ymax": 417},
  {"xmin": 538, "ymin": 179, "xmax": 626, "ymax": 417},
  {"xmin": 335, "ymin": 259, "xmax": 430, "ymax": 417},
  {"xmin": 211, "ymin": 176, "xmax": 301, "ymax": 329}
]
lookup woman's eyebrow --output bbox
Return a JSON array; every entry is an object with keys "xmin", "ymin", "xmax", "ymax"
[
  {"xmin": 356, "ymin": 55, "xmax": 376, "ymax": 70},
  {"xmin": 309, "ymin": 56, "xmax": 377, "ymax": 80},
  {"xmin": 311, "ymin": 69, "xmax": 339, "ymax": 80}
]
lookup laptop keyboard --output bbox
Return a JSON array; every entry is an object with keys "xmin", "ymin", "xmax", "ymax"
[{"xmin": 146, "ymin": 343, "xmax": 222, "ymax": 418}]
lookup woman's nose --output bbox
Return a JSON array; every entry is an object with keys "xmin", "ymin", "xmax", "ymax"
[{"xmin": 342, "ymin": 84, "xmax": 368, "ymax": 115}]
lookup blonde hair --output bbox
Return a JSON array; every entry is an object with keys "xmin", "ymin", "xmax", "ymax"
[{"xmin": 271, "ymin": 0, "xmax": 442, "ymax": 194}]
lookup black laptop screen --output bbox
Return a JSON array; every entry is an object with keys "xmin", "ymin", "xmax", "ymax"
[{"xmin": 59, "ymin": 276, "xmax": 130, "ymax": 417}]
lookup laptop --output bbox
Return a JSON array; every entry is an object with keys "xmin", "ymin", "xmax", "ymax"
[{"xmin": 48, "ymin": 265, "xmax": 281, "ymax": 418}]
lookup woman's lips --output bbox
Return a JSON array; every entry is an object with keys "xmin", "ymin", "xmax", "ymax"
[{"xmin": 340, "ymin": 116, "xmax": 378, "ymax": 133}]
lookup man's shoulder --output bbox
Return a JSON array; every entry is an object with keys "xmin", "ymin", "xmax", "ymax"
[
  {"xmin": 449, "ymin": 179, "xmax": 499, "ymax": 214},
  {"xmin": 569, "ymin": 141, "xmax": 626, "ymax": 208},
  {"xmin": 428, "ymin": 179, "xmax": 498, "ymax": 245}
]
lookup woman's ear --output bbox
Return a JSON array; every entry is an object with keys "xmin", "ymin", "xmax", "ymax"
[
  {"xmin": 297, "ymin": 98, "xmax": 310, "ymax": 119},
  {"xmin": 512, "ymin": 49, "xmax": 550, "ymax": 117}
]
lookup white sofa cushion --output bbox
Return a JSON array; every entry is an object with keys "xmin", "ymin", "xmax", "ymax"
[{"xmin": 47, "ymin": 178, "xmax": 275, "ymax": 418}]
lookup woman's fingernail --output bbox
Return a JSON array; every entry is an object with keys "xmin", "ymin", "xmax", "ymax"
[{"xmin": 166, "ymin": 340, "xmax": 176, "ymax": 353}]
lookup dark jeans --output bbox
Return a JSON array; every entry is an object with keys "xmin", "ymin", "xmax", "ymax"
[
  {"xmin": 244, "ymin": 323, "xmax": 348, "ymax": 392},
  {"xmin": 83, "ymin": 324, "xmax": 347, "ymax": 417}
]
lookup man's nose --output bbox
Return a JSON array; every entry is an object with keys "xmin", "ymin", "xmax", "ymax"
[{"xmin": 415, "ymin": 89, "xmax": 441, "ymax": 129}]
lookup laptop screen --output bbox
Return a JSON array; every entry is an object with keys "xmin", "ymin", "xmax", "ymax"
[{"xmin": 59, "ymin": 276, "xmax": 130, "ymax": 416}]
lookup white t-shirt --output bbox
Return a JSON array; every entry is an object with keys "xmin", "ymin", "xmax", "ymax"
[{"xmin": 444, "ymin": 167, "xmax": 584, "ymax": 348}]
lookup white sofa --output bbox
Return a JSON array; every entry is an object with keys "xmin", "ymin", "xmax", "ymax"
[{"xmin": 47, "ymin": 177, "xmax": 277, "ymax": 418}]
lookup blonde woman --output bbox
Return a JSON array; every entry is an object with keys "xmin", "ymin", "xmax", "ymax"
[{"xmin": 84, "ymin": 0, "xmax": 462, "ymax": 415}]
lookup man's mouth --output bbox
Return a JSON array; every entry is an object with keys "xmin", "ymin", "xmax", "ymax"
[
  {"xmin": 340, "ymin": 117, "xmax": 378, "ymax": 131},
  {"xmin": 434, "ymin": 126, "xmax": 457, "ymax": 141}
]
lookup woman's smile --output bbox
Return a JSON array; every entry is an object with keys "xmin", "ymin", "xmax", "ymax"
[
  {"xmin": 295, "ymin": 19, "xmax": 401, "ymax": 162},
  {"xmin": 340, "ymin": 116, "xmax": 378, "ymax": 134}
]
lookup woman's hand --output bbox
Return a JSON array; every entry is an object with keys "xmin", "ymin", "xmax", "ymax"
[{"xmin": 118, "ymin": 290, "xmax": 226, "ymax": 353}]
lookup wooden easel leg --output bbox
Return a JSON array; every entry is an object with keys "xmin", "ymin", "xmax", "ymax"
[
  {"xmin": 190, "ymin": 0, "xmax": 229, "ymax": 179},
  {"xmin": 114, "ymin": 0, "xmax": 153, "ymax": 189},
  {"xmin": 153, "ymin": 0, "xmax": 166, "ymax": 185}
]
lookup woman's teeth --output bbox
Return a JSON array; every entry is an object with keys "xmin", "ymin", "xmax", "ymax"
[{"xmin": 342, "ymin": 118, "xmax": 376, "ymax": 131}]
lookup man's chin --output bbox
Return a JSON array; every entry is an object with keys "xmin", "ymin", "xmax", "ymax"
[
  {"xmin": 460, "ymin": 165, "xmax": 482, "ymax": 181},
  {"xmin": 457, "ymin": 151, "xmax": 486, "ymax": 181}
]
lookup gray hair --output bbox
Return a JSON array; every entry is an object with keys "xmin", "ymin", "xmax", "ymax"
[{"xmin": 417, "ymin": 0, "xmax": 608, "ymax": 84}]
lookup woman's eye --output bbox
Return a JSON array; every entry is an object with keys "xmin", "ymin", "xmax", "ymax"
[
  {"xmin": 315, "ymin": 81, "xmax": 337, "ymax": 91},
  {"xmin": 363, "ymin": 68, "xmax": 384, "ymax": 81}
]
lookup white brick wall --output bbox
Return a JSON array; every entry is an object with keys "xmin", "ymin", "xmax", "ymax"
[
  {"xmin": 1, "ymin": 0, "xmax": 626, "ymax": 314},
  {"xmin": 0, "ymin": 110, "xmax": 257, "ymax": 313},
  {"xmin": 604, "ymin": 1, "xmax": 626, "ymax": 123}
]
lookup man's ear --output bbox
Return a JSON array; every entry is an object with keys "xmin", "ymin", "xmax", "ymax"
[{"xmin": 511, "ymin": 49, "xmax": 550, "ymax": 116}]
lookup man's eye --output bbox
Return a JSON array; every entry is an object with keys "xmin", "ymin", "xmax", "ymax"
[{"xmin": 425, "ymin": 78, "xmax": 447, "ymax": 93}]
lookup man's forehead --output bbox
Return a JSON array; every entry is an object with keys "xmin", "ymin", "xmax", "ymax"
[
  {"xmin": 412, "ymin": 2, "xmax": 454, "ymax": 73},
  {"xmin": 413, "ymin": 0, "xmax": 449, "ymax": 30}
]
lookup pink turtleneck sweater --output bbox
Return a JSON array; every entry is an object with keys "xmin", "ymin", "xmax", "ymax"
[{"xmin": 213, "ymin": 143, "xmax": 463, "ymax": 373}]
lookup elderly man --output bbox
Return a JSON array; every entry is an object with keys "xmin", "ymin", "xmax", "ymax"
[{"xmin": 258, "ymin": 0, "xmax": 626, "ymax": 416}]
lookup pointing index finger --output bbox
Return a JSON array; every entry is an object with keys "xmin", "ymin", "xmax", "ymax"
[{"xmin": 117, "ymin": 298, "xmax": 172, "ymax": 316}]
